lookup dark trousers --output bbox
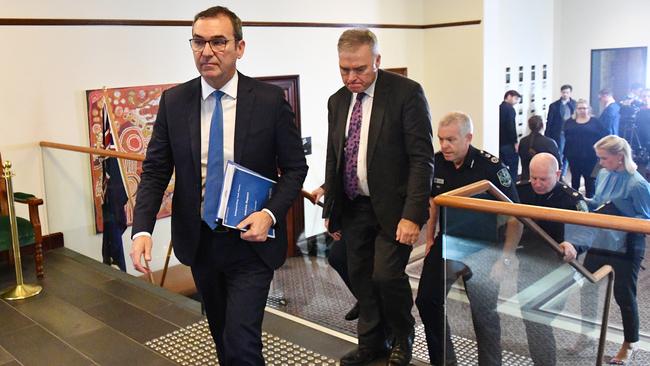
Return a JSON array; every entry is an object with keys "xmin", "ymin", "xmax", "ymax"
[
  {"xmin": 566, "ymin": 156, "xmax": 596, "ymax": 198},
  {"xmin": 499, "ymin": 144, "xmax": 519, "ymax": 181},
  {"xmin": 516, "ymin": 244, "xmax": 567, "ymax": 366},
  {"xmin": 342, "ymin": 197, "xmax": 414, "ymax": 348},
  {"xmin": 581, "ymin": 236, "xmax": 644, "ymax": 343},
  {"xmin": 328, "ymin": 238, "xmax": 354, "ymax": 293},
  {"xmin": 416, "ymin": 240, "xmax": 502, "ymax": 366},
  {"xmin": 554, "ymin": 133, "xmax": 569, "ymax": 178},
  {"xmin": 191, "ymin": 224, "xmax": 274, "ymax": 366}
]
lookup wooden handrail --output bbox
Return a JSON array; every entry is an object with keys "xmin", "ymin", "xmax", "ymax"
[
  {"xmin": 40, "ymin": 140, "xmax": 321, "ymax": 206},
  {"xmin": 40, "ymin": 141, "xmax": 144, "ymax": 162},
  {"xmin": 434, "ymin": 180, "xmax": 650, "ymax": 235},
  {"xmin": 435, "ymin": 180, "xmax": 617, "ymax": 366}
]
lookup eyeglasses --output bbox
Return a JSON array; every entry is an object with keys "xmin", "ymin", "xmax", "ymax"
[{"xmin": 189, "ymin": 38, "xmax": 236, "ymax": 53}]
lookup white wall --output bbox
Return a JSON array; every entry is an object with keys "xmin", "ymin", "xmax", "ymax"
[
  {"xmin": 554, "ymin": 0, "xmax": 650, "ymax": 103},
  {"xmin": 423, "ymin": 24, "xmax": 483, "ymax": 147},
  {"xmin": 482, "ymin": 0, "xmax": 555, "ymax": 154},
  {"xmin": 423, "ymin": 0, "xmax": 483, "ymax": 149}
]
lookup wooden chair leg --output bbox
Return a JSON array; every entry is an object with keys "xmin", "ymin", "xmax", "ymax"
[
  {"xmin": 34, "ymin": 240, "xmax": 44, "ymax": 279},
  {"xmin": 28, "ymin": 204, "xmax": 44, "ymax": 279}
]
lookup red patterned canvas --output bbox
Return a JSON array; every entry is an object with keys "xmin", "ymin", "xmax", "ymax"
[{"xmin": 87, "ymin": 84, "xmax": 177, "ymax": 233}]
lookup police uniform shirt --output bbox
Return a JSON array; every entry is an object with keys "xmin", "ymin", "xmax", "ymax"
[
  {"xmin": 431, "ymin": 145, "xmax": 519, "ymax": 202},
  {"xmin": 431, "ymin": 145, "xmax": 519, "ymax": 245},
  {"xmin": 516, "ymin": 180, "xmax": 588, "ymax": 243}
]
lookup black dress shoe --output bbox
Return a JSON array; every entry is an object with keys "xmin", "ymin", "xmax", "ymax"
[
  {"xmin": 387, "ymin": 334, "xmax": 414, "ymax": 366},
  {"xmin": 344, "ymin": 302, "xmax": 360, "ymax": 321},
  {"xmin": 340, "ymin": 346, "xmax": 388, "ymax": 366}
]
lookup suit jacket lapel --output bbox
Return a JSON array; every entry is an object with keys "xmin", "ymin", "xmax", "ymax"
[
  {"xmin": 335, "ymin": 89, "xmax": 351, "ymax": 171},
  {"xmin": 367, "ymin": 71, "xmax": 387, "ymax": 167},
  {"xmin": 187, "ymin": 77, "xmax": 202, "ymax": 180},
  {"xmin": 234, "ymin": 72, "xmax": 254, "ymax": 163}
]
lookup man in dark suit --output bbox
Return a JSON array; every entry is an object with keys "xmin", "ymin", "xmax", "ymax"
[
  {"xmin": 129, "ymin": 6, "xmax": 307, "ymax": 366},
  {"xmin": 499, "ymin": 89, "xmax": 522, "ymax": 180},
  {"xmin": 598, "ymin": 88, "xmax": 621, "ymax": 135},
  {"xmin": 323, "ymin": 28, "xmax": 434, "ymax": 366},
  {"xmin": 545, "ymin": 84, "xmax": 576, "ymax": 177}
]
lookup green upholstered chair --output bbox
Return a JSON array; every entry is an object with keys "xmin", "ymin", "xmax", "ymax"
[{"xmin": 0, "ymin": 154, "xmax": 44, "ymax": 278}]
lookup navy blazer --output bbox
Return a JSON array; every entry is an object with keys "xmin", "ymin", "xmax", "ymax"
[
  {"xmin": 323, "ymin": 70, "xmax": 434, "ymax": 236},
  {"xmin": 545, "ymin": 98, "xmax": 576, "ymax": 143},
  {"xmin": 132, "ymin": 73, "xmax": 308, "ymax": 270}
]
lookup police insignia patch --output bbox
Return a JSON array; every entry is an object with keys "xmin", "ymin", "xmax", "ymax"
[
  {"xmin": 577, "ymin": 200, "xmax": 589, "ymax": 212},
  {"xmin": 497, "ymin": 168, "xmax": 512, "ymax": 187}
]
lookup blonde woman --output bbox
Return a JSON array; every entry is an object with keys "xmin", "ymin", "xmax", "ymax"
[{"xmin": 568, "ymin": 135, "xmax": 650, "ymax": 364}]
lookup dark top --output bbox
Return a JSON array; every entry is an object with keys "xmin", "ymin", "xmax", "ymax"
[
  {"xmin": 599, "ymin": 102, "xmax": 621, "ymax": 135},
  {"xmin": 563, "ymin": 117, "xmax": 607, "ymax": 161},
  {"xmin": 636, "ymin": 108, "xmax": 650, "ymax": 148},
  {"xmin": 432, "ymin": 145, "xmax": 519, "ymax": 248},
  {"xmin": 545, "ymin": 98, "xmax": 576, "ymax": 143},
  {"xmin": 499, "ymin": 101, "xmax": 518, "ymax": 147},
  {"xmin": 431, "ymin": 145, "xmax": 519, "ymax": 201},
  {"xmin": 517, "ymin": 181, "xmax": 588, "ymax": 245},
  {"xmin": 517, "ymin": 132, "xmax": 560, "ymax": 180}
]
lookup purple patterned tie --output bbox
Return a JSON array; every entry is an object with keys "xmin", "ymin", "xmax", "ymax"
[{"xmin": 344, "ymin": 92, "xmax": 365, "ymax": 200}]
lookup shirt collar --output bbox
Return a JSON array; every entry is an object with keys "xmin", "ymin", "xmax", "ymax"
[
  {"xmin": 354, "ymin": 76, "xmax": 377, "ymax": 100},
  {"xmin": 459, "ymin": 145, "xmax": 478, "ymax": 170},
  {"xmin": 201, "ymin": 72, "xmax": 239, "ymax": 101}
]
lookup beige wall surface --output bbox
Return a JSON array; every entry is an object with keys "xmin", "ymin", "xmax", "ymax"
[
  {"xmin": 482, "ymin": 0, "xmax": 555, "ymax": 154},
  {"xmin": 554, "ymin": 0, "xmax": 650, "ymax": 103},
  {"xmin": 1, "ymin": 0, "xmax": 485, "ymax": 274}
]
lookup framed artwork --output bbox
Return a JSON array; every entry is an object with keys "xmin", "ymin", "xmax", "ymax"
[{"xmin": 87, "ymin": 84, "xmax": 177, "ymax": 233}]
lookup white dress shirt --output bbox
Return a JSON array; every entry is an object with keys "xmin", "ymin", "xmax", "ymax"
[{"xmin": 345, "ymin": 78, "xmax": 377, "ymax": 196}]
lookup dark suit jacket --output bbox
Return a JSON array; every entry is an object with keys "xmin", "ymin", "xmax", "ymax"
[
  {"xmin": 545, "ymin": 98, "xmax": 576, "ymax": 143},
  {"xmin": 323, "ymin": 70, "xmax": 434, "ymax": 236},
  {"xmin": 499, "ymin": 101, "xmax": 517, "ymax": 147},
  {"xmin": 517, "ymin": 132, "xmax": 560, "ymax": 180},
  {"xmin": 599, "ymin": 102, "xmax": 621, "ymax": 135},
  {"xmin": 132, "ymin": 73, "xmax": 308, "ymax": 270}
]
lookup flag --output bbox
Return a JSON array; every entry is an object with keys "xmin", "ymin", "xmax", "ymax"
[{"xmin": 101, "ymin": 102, "xmax": 128, "ymax": 271}]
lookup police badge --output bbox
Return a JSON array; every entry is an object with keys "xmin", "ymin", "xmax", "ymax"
[{"xmin": 497, "ymin": 168, "xmax": 512, "ymax": 187}]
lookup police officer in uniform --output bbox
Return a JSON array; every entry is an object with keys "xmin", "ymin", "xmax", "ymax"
[
  {"xmin": 515, "ymin": 153, "xmax": 585, "ymax": 366},
  {"xmin": 416, "ymin": 112, "xmax": 521, "ymax": 366}
]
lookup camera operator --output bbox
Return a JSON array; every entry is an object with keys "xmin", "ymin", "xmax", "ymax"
[
  {"xmin": 619, "ymin": 84, "xmax": 647, "ymax": 163},
  {"xmin": 634, "ymin": 88, "xmax": 650, "ymax": 176}
]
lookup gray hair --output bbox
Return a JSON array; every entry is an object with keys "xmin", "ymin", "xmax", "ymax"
[
  {"xmin": 438, "ymin": 111, "xmax": 473, "ymax": 136},
  {"xmin": 594, "ymin": 135, "xmax": 637, "ymax": 174},
  {"xmin": 337, "ymin": 28, "xmax": 379, "ymax": 55}
]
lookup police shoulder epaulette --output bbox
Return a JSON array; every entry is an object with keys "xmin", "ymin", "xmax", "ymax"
[
  {"xmin": 560, "ymin": 183, "xmax": 580, "ymax": 198},
  {"xmin": 479, "ymin": 150, "xmax": 500, "ymax": 164}
]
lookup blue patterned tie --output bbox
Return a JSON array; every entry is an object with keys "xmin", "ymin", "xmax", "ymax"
[
  {"xmin": 344, "ymin": 92, "xmax": 365, "ymax": 200},
  {"xmin": 203, "ymin": 90, "xmax": 225, "ymax": 230}
]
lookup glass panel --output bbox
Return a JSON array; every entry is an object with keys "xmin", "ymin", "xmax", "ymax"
[{"xmin": 437, "ymin": 197, "xmax": 645, "ymax": 365}]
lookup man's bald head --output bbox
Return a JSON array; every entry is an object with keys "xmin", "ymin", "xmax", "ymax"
[{"xmin": 529, "ymin": 153, "xmax": 560, "ymax": 195}]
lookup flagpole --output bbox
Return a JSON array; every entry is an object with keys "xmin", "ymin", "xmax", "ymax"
[
  {"xmin": 101, "ymin": 90, "xmax": 153, "ymax": 283},
  {"xmin": 102, "ymin": 89, "xmax": 137, "ymax": 212}
]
